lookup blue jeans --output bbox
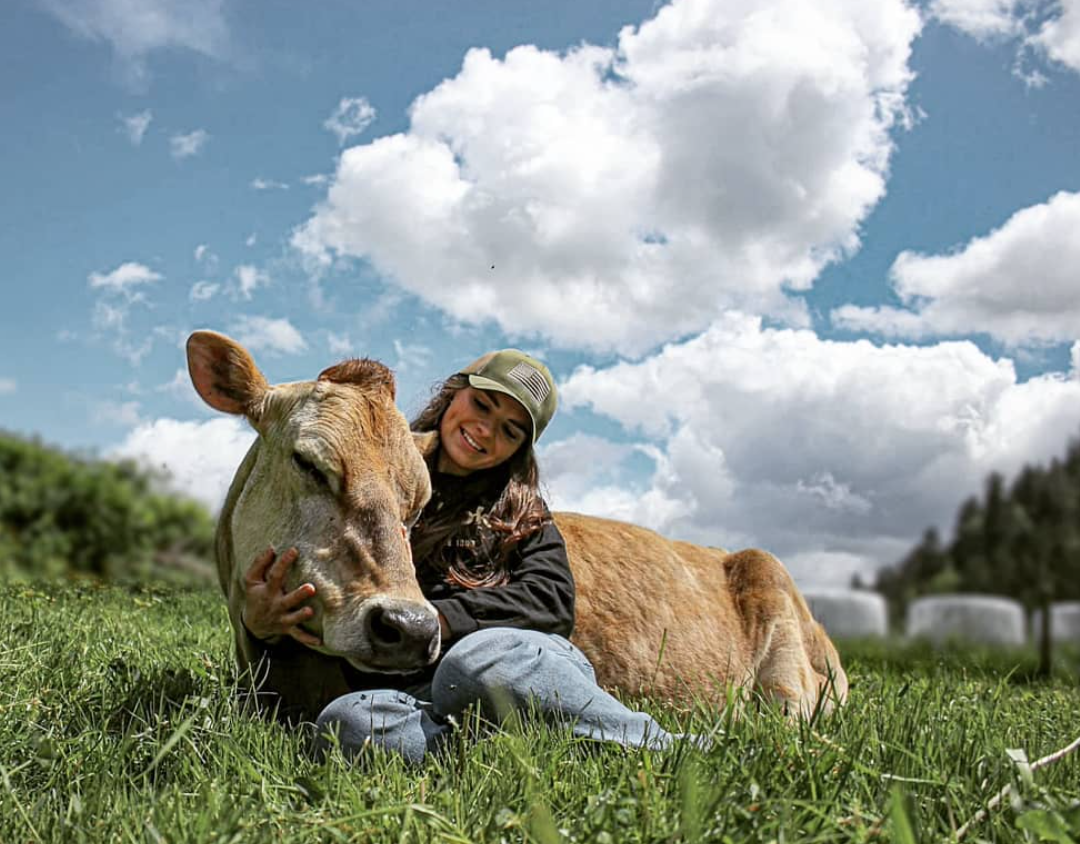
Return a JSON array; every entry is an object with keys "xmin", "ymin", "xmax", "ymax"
[{"xmin": 312, "ymin": 627, "xmax": 692, "ymax": 764}]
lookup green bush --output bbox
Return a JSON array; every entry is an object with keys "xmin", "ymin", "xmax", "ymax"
[{"xmin": 0, "ymin": 431, "xmax": 215, "ymax": 582}]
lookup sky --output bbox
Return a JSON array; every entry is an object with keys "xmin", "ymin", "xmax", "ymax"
[{"xmin": 3, "ymin": 0, "xmax": 1080, "ymax": 589}]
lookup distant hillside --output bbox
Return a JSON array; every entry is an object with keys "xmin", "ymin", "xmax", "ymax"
[
  {"xmin": 873, "ymin": 432, "xmax": 1080, "ymax": 623},
  {"xmin": 0, "ymin": 431, "xmax": 215, "ymax": 583}
]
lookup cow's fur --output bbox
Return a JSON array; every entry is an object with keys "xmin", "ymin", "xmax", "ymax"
[{"xmin": 188, "ymin": 331, "xmax": 847, "ymax": 720}]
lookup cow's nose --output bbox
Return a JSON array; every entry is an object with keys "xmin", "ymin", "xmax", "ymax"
[{"xmin": 366, "ymin": 604, "xmax": 440, "ymax": 666}]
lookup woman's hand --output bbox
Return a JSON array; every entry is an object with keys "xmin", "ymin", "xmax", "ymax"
[{"xmin": 241, "ymin": 546, "xmax": 322, "ymax": 647}]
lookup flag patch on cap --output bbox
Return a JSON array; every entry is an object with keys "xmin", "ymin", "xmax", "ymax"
[{"xmin": 508, "ymin": 362, "xmax": 550, "ymax": 404}]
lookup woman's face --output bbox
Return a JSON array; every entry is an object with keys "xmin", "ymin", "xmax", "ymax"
[{"xmin": 437, "ymin": 386, "xmax": 531, "ymax": 476}]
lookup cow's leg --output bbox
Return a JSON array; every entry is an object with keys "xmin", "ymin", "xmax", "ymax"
[{"xmin": 724, "ymin": 549, "xmax": 845, "ymax": 717}]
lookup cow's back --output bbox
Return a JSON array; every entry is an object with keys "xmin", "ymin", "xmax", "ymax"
[{"xmin": 555, "ymin": 512, "xmax": 753, "ymax": 701}]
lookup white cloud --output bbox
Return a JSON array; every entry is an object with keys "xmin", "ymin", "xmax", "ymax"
[
  {"xmin": 110, "ymin": 416, "xmax": 256, "ymax": 511},
  {"xmin": 932, "ymin": 0, "xmax": 1080, "ymax": 75},
  {"xmin": 1031, "ymin": 0, "xmax": 1080, "ymax": 71},
  {"xmin": 88, "ymin": 261, "xmax": 162, "ymax": 294},
  {"xmin": 251, "ymin": 177, "xmax": 289, "ymax": 190},
  {"xmin": 87, "ymin": 262, "xmax": 160, "ymax": 363},
  {"xmin": 93, "ymin": 399, "xmax": 144, "ymax": 427},
  {"xmin": 157, "ymin": 367, "xmax": 206, "ymax": 408},
  {"xmin": 245, "ymin": 233, "xmax": 257, "ymax": 247},
  {"xmin": 832, "ymin": 191, "xmax": 1080, "ymax": 346},
  {"xmin": 326, "ymin": 332, "xmax": 354, "ymax": 357},
  {"xmin": 170, "ymin": 129, "xmax": 209, "ymax": 159},
  {"xmin": 189, "ymin": 280, "xmax": 219, "ymax": 301},
  {"xmin": 227, "ymin": 315, "xmax": 307, "ymax": 355},
  {"xmin": 392, "ymin": 339, "xmax": 432, "ymax": 372},
  {"xmin": 323, "ymin": 96, "xmax": 377, "ymax": 145},
  {"xmin": 293, "ymin": 0, "xmax": 921, "ymax": 355},
  {"xmin": 303, "ymin": 174, "xmax": 329, "ymax": 187},
  {"xmin": 556, "ymin": 313, "xmax": 1080, "ymax": 586},
  {"xmin": 233, "ymin": 264, "xmax": 269, "ymax": 299},
  {"xmin": 1072, "ymin": 341, "xmax": 1080, "ymax": 377},
  {"xmin": 0, "ymin": 378, "xmax": 16, "ymax": 395},
  {"xmin": 39, "ymin": 0, "xmax": 229, "ymax": 88},
  {"xmin": 929, "ymin": 0, "xmax": 1021, "ymax": 39},
  {"xmin": 118, "ymin": 109, "xmax": 152, "ymax": 145}
]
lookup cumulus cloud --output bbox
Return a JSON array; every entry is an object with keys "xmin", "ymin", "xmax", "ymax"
[
  {"xmin": 157, "ymin": 367, "xmax": 207, "ymax": 408},
  {"xmin": 929, "ymin": 0, "xmax": 1022, "ymax": 39},
  {"xmin": 294, "ymin": 0, "xmax": 921, "ymax": 355},
  {"xmin": 1031, "ymin": 0, "xmax": 1080, "ymax": 71},
  {"xmin": 118, "ymin": 109, "xmax": 152, "ymax": 145},
  {"xmin": 189, "ymin": 280, "xmax": 219, "ymax": 301},
  {"xmin": 93, "ymin": 399, "xmax": 144, "ymax": 427},
  {"xmin": 233, "ymin": 264, "xmax": 269, "ymax": 300},
  {"xmin": 555, "ymin": 313, "xmax": 1080, "ymax": 586},
  {"xmin": 323, "ymin": 96, "xmax": 377, "ymax": 145},
  {"xmin": 86, "ymin": 262, "xmax": 161, "ymax": 363},
  {"xmin": 932, "ymin": 0, "xmax": 1080, "ymax": 76},
  {"xmin": 0, "ymin": 378, "xmax": 16, "ymax": 395},
  {"xmin": 832, "ymin": 191, "xmax": 1080, "ymax": 346},
  {"xmin": 88, "ymin": 261, "xmax": 162, "ymax": 295},
  {"xmin": 227, "ymin": 315, "xmax": 307, "ymax": 355},
  {"xmin": 392, "ymin": 339, "xmax": 432, "ymax": 373},
  {"xmin": 326, "ymin": 332, "xmax": 354, "ymax": 357},
  {"xmin": 170, "ymin": 129, "xmax": 209, "ymax": 159},
  {"xmin": 39, "ymin": 0, "xmax": 229, "ymax": 88},
  {"xmin": 110, "ymin": 416, "xmax": 256, "ymax": 511},
  {"xmin": 251, "ymin": 177, "xmax": 289, "ymax": 190}
]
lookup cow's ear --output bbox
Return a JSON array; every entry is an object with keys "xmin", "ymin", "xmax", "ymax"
[
  {"xmin": 187, "ymin": 330, "xmax": 270, "ymax": 420},
  {"xmin": 412, "ymin": 431, "xmax": 439, "ymax": 458}
]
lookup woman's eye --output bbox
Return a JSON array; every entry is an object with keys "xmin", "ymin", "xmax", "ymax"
[
  {"xmin": 504, "ymin": 425, "xmax": 522, "ymax": 442},
  {"xmin": 292, "ymin": 452, "xmax": 326, "ymax": 486},
  {"xmin": 472, "ymin": 396, "xmax": 488, "ymax": 412}
]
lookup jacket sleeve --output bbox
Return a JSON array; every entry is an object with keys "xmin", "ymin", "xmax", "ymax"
[{"xmin": 430, "ymin": 519, "xmax": 576, "ymax": 642}]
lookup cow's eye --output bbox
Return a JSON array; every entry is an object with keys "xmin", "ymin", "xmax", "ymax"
[{"xmin": 292, "ymin": 452, "xmax": 327, "ymax": 486}]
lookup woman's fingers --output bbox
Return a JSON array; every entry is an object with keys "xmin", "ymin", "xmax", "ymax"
[
  {"xmin": 266, "ymin": 546, "xmax": 299, "ymax": 588},
  {"xmin": 244, "ymin": 546, "xmax": 277, "ymax": 587},
  {"xmin": 283, "ymin": 582, "xmax": 316, "ymax": 608},
  {"xmin": 287, "ymin": 625, "xmax": 322, "ymax": 647},
  {"xmin": 281, "ymin": 605, "xmax": 314, "ymax": 628}
]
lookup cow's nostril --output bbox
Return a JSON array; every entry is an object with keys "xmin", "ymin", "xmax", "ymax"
[
  {"xmin": 368, "ymin": 607, "xmax": 404, "ymax": 646},
  {"xmin": 365, "ymin": 604, "xmax": 440, "ymax": 666}
]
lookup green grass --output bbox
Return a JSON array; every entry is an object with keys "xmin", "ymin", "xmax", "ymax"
[{"xmin": 1, "ymin": 582, "xmax": 1078, "ymax": 843}]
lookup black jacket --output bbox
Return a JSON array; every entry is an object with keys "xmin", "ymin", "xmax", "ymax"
[{"xmin": 413, "ymin": 467, "xmax": 576, "ymax": 643}]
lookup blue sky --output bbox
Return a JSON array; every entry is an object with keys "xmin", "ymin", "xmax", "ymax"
[{"xmin": 3, "ymin": 0, "xmax": 1079, "ymax": 587}]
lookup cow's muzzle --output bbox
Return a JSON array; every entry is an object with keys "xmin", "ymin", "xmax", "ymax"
[{"xmin": 358, "ymin": 599, "xmax": 440, "ymax": 669}]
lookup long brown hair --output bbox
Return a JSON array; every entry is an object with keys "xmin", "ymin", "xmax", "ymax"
[{"xmin": 410, "ymin": 374, "xmax": 550, "ymax": 588}]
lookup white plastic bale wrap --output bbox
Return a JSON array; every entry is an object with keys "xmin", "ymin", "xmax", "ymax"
[
  {"xmin": 803, "ymin": 589, "xmax": 888, "ymax": 638},
  {"xmin": 1030, "ymin": 602, "xmax": 1080, "ymax": 644},
  {"xmin": 906, "ymin": 594, "xmax": 1026, "ymax": 646}
]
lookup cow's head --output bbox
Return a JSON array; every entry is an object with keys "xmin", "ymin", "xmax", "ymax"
[{"xmin": 186, "ymin": 330, "xmax": 440, "ymax": 672}]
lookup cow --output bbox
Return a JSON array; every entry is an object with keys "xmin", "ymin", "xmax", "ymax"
[{"xmin": 187, "ymin": 330, "xmax": 847, "ymax": 722}]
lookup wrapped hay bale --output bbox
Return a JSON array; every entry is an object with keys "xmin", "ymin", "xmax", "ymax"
[
  {"xmin": 803, "ymin": 589, "xmax": 887, "ymax": 639},
  {"xmin": 906, "ymin": 594, "xmax": 1026, "ymax": 646},
  {"xmin": 1030, "ymin": 602, "xmax": 1080, "ymax": 644}
]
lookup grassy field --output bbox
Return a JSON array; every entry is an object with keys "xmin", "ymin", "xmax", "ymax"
[{"xmin": 1, "ymin": 581, "xmax": 1078, "ymax": 843}]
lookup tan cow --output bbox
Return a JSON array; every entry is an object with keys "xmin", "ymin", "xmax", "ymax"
[{"xmin": 187, "ymin": 330, "xmax": 847, "ymax": 722}]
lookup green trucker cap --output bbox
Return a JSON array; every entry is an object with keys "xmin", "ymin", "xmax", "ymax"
[{"xmin": 460, "ymin": 349, "xmax": 558, "ymax": 445}]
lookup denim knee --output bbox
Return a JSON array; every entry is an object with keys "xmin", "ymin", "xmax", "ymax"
[
  {"xmin": 431, "ymin": 627, "xmax": 593, "ymax": 720},
  {"xmin": 312, "ymin": 690, "xmax": 431, "ymax": 764}
]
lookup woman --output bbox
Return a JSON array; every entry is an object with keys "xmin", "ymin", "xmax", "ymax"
[{"xmin": 242, "ymin": 349, "xmax": 693, "ymax": 764}]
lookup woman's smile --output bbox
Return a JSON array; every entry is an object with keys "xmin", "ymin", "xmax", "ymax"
[{"xmin": 437, "ymin": 386, "xmax": 530, "ymax": 475}]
